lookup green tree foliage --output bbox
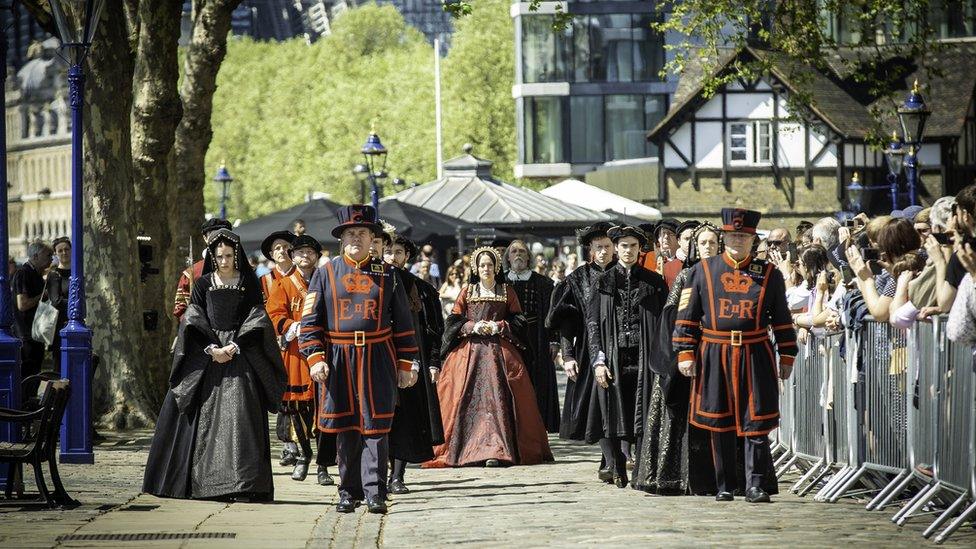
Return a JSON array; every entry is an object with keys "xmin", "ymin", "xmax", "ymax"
[
  {"xmin": 207, "ymin": 1, "xmax": 519, "ymax": 221},
  {"xmin": 441, "ymin": 0, "xmax": 517, "ymax": 182}
]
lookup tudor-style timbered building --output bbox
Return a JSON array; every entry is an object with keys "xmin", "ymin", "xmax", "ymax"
[{"xmin": 646, "ymin": 45, "xmax": 976, "ymax": 224}]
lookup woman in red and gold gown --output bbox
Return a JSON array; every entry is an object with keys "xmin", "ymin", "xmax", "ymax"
[{"xmin": 425, "ymin": 247, "xmax": 553, "ymax": 468}]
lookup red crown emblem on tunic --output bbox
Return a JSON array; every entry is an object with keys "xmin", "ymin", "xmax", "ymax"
[
  {"xmin": 720, "ymin": 270, "xmax": 753, "ymax": 294},
  {"xmin": 342, "ymin": 272, "xmax": 373, "ymax": 294}
]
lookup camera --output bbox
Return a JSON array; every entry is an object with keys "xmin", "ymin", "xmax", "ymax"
[{"xmin": 860, "ymin": 247, "xmax": 880, "ymax": 262}]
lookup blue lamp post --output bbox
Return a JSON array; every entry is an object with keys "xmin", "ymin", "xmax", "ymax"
[
  {"xmin": 50, "ymin": 0, "xmax": 105, "ymax": 465},
  {"xmin": 361, "ymin": 131, "xmax": 388, "ymax": 211},
  {"xmin": 897, "ymin": 80, "xmax": 930, "ymax": 207},
  {"xmin": 0, "ymin": 7, "xmax": 24, "ymax": 485},
  {"xmin": 885, "ymin": 133, "xmax": 905, "ymax": 212},
  {"xmin": 213, "ymin": 164, "xmax": 233, "ymax": 220}
]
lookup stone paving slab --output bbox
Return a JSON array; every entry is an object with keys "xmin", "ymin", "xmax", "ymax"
[{"xmin": 1, "ymin": 429, "xmax": 973, "ymax": 548}]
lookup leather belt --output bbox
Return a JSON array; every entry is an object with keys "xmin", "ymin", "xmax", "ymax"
[
  {"xmin": 326, "ymin": 327, "xmax": 392, "ymax": 347},
  {"xmin": 701, "ymin": 327, "xmax": 768, "ymax": 347}
]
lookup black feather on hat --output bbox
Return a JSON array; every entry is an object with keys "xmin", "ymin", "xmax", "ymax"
[
  {"xmin": 290, "ymin": 234, "xmax": 322, "ymax": 256},
  {"xmin": 607, "ymin": 225, "xmax": 648, "ymax": 247},
  {"xmin": 576, "ymin": 221, "xmax": 615, "ymax": 247},
  {"xmin": 261, "ymin": 230, "xmax": 295, "ymax": 262}
]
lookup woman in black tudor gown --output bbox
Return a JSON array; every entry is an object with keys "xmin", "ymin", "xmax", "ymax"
[
  {"xmin": 143, "ymin": 229, "xmax": 286, "ymax": 501},
  {"xmin": 633, "ymin": 222, "xmax": 720, "ymax": 495}
]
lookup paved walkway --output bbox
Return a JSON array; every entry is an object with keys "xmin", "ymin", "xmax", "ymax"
[{"xmin": 1, "ymin": 428, "xmax": 973, "ymax": 548}]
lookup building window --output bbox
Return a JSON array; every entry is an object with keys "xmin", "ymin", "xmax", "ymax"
[
  {"xmin": 727, "ymin": 121, "xmax": 773, "ymax": 165},
  {"xmin": 570, "ymin": 96, "xmax": 603, "ymax": 163},
  {"xmin": 756, "ymin": 121, "xmax": 772, "ymax": 163},
  {"xmin": 521, "ymin": 12, "xmax": 664, "ymax": 84},
  {"xmin": 525, "ymin": 97, "xmax": 564, "ymax": 164},
  {"xmin": 729, "ymin": 123, "xmax": 749, "ymax": 163},
  {"xmin": 522, "ymin": 15, "xmax": 571, "ymax": 83},
  {"xmin": 606, "ymin": 95, "xmax": 645, "ymax": 160}
]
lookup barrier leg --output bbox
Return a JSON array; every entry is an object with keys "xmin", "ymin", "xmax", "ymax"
[
  {"xmin": 791, "ymin": 458, "xmax": 825, "ymax": 493},
  {"xmin": 892, "ymin": 481, "xmax": 938, "ymax": 523},
  {"xmin": 896, "ymin": 482, "xmax": 943, "ymax": 526},
  {"xmin": 923, "ymin": 492, "xmax": 970, "ymax": 539},
  {"xmin": 934, "ymin": 499, "xmax": 976, "ymax": 545},
  {"xmin": 866, "ymin": 470, "xmax": 908, "ymax": 511},
  {"xmin": 798, "ymin": 464, "xmax": 834, "ymax": 497},
  {"xmin": 774, "ymin": 450, "xmax": 792, "ymax": 469},
  {"xmin": 815, "ymin": 466, "xmax": 852, "ymax": 502},
  {"xmin": 872, "ymin": 470, "xmax": 916, "ymax": 512},
  {"xmin": 829, "ymin": 464, "xmax": 868, "ymax": 503},
  {"xmin": 776, "ymin": 455, "xmax": 798, "ymax": 479}
]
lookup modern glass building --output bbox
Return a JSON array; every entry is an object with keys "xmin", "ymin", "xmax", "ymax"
[{"xmin": 513, "ymin": 1, "xmax": 676, "ymax": 179}]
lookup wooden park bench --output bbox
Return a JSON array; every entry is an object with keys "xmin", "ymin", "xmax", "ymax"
[{"xmin": 0, "ymin": 376, "xmax": 76, "ymax": 507}]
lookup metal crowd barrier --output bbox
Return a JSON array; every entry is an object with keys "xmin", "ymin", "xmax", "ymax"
[{"xmin": 779, "ymin": 317, "xmax": 976, "ymax": 544}]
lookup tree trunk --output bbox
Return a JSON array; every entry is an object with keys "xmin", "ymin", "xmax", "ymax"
[
  {"xmin": 172, "ymin": 0, "xmax": 241, "ymax": 256},
  {"xmin": 84, "ymin": 2, "xmax": 155, "ymax": 428},
  {"xmin": 130, "ymin": 0, "xmax": 184, "ymax": 418}
]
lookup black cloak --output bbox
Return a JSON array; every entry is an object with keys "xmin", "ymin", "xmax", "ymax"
[
  {"xmin": 389, "ymin": 268, "xmax": 446, "ymax": 463},
  {"xmin": 546, "ymin": 261, "xmax": 614, "ymax": 441}
]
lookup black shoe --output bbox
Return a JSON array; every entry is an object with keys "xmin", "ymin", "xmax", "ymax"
[
  {"xmin": 613, "ymin": 474, "xmax": 629, "ymax": 489},
  {"xmin": 485, "ymin": 459, "xmax": 502, "ymax": 467},
  {"xmin": 280, "ymin": 448, "xmax": 297, "ymax": 467},
  {"xmin": 366, "ymin": 496, "xmax": 388, "ymax": 514},
  {"xmin": 388, "ymin": 479, "xmax": 409, "ymax": 494},
  {"xmin": 715, "ymin": 491, "xmax": 734, "ymax": 502},
  {"xmin": 336, "ymin": 496, "xmax": 360, "ymax": 513},
  {"xmin": 291, "ymin": 461, "xmax": 309, "ymax": 481},
  {"xmin": 598, "ymin": 467, "xmax": 614, "ymax": 483},
  {"xmin": 745, "ymin": 487, "xmax": 771, "ymax": 503},
  {"xmin": 317, "ymin": 466, "xmax": 334, "ymax": 486}
]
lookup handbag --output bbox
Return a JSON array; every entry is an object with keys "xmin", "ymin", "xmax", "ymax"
[{"xmin": 31, "ymin": 295, "xmax": 59, "ymax": 347}]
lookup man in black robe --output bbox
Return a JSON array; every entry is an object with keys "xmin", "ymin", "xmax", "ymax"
[
  {"xmin": 383, "ymin": 233, "xmax": 445, "ymax": 494},
  {"xmin": 504, "ymin": 240, "xmax": 560, "ymax": 432},
  {"xmin": 547, "ymin": 222, "xmax": 616, "ymax": 444},
  {"xmin": 586, "ymin": 226, "xmax": 668, "ymax": 488}
]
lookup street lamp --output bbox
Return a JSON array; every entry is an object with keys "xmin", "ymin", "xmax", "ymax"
[
  {"xmin": 361, "ymin": 130, "xmax": 388, "ymax": 211},
  {"xmin": 897, "ymin": 80, "xmax": 929, "ymax": 208},
  {"xmin": 213, "ymin": 164, "xmax": 233, "ymax": 220},
  {"xmin": 846, "ymin": 172, "xmax": 864, "ymax": 214},
  {"xmin": 885, "ymin": 133, "xmax": 905, "ymax": 212},
  {"xmin": 49, "ymin": 0, "xmax": 106, "ymax": 465}
]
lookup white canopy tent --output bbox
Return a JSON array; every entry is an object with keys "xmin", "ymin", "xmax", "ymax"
[{"xmin": 540, "ymin": 179, "xmax": 662, "ymax": 221}]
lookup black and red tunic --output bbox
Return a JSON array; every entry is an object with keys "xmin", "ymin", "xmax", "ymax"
[{"xmin": 672, "ymin": 253, "xmax": 797, "ymax": 436}]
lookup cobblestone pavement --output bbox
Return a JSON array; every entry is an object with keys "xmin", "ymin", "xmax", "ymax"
[{"xmin": 1, "ymin": 426, "xmax": 973, "ymax": 548}]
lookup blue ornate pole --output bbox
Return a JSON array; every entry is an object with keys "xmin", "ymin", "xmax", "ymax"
[
  {"xmin": 905, "ymin": 146, "xmax": 918, "ymax": 208},
  {"xmin": 0, "ymin": 19, "xmax": 24, "ymax": 485},
  {"xmin": 59, "ymin": 61, "xmax": 94, "ymax": 464},
  {"xmin": 370, "ymin": 175, "xmax": 379, "ymax": 212}
]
